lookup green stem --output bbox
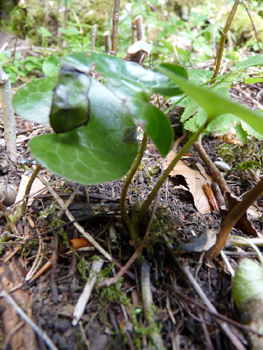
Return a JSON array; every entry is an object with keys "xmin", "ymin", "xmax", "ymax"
[
  {"xmin": 5, "ymin": 164, "xmax": 42, "ymax": 231},
  {"xmin": 211, "ymin": 0, "xmax": 239, "ymax": 84},
  {"xmin": 120, "ymin": 132, "xmax": 148, "ymax": 226},
  {"xmin": 20, "ymin": 164, "xmax": 42, "ymax": 217},
  {"xmin": 137, "ymin": 124, "xmax": 206, "ymax": 224}
]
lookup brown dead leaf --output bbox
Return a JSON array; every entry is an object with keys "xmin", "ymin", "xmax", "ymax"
[
  {"xmin": 163, "ymin": 151, "xmax": 214, "ymax": 214},
  {"xmin": 215, "ymin": 127, "xmax": 242, "ymax": 146}
]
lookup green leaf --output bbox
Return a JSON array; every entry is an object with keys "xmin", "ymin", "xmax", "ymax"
[
  {"xmin": 232, "ymin": 259, "xmax": 263, "ymax": 310},
  {"xmin": 38, "ymin": 26, "xmax": 52, "ymax": 37},
  {"xmin": 205, "ymin": 113, "xmax": 240, "ymax": 134},
  {"xmin": 69, "ymin": 52, "xmax": 186, "ymax": 97},
  {"xmin": 62, "ymin": 53, "xmax": 94, "ymax": 74},
  {"xmin": 234, "ymin": 54, "xmax": 263, "ymax": 71},
  {"xmin": 244, "ymin": 77, "xmax": 263, "ymax": 84},
  {"xmin": 12, "ymin": 77, "xmax": 57, "ymax": 124},
  {"xmin": 132, "ymin": 96, "xmax": 173, "ymax": 156},
  {"xmin": 29, "ymin": 79, "xmax": 138, "ymax": 185},
  {"xmin": 50, "ymin": 65, "xmax": 91, "ymax": 133},
  {"xmin": 188, "ymin": 69, "xmax": 213, "ymax": 84},
  {"xmin": 25, "ymin": 57, "xmax": 43, "ymax": 72},
  {"xmin": 160, "ymin": 39, "xmax": 174, "ymax": 53},
  {"xmin": 42, "ymin": 54, "xmax": 61, "ymax": 77},
  {"xmin": 158, "ymin": 65, "xmax": 263, "ymax": 134},
  {"xmin": 234, "ymin": 123, "xmax": 247, "ymax": 144},
  {"xmin": 59, "ymin": 53, "xmax": 178, "ymax": 155}
]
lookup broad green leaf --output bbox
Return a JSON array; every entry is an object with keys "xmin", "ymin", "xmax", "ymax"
[
  {"xmin": 58, "ymin": 27, "xmax": 80, "ymax": 35},
  {"xmin": 50, "ymin": 64, "xmax": 91, "ymax": 133},
  {"xmin": 188, "ymin": 69, "xmax": 213, "ymax": 84},
  {"xmin": 234, "ymin": 54, "xmax": 263, "ymax": 71},
  {"xmin": 132, "ymin": 96, "xmax": 173, "ymax": 156},
  {"xmin": 232, "ymin": 259, "xmax": 263, "ymax": 309},
  {"xmin": 158, "ymin": 65, "xmax": 263, "ymax": 134},
  {"xmin": 244, "ymin": 77, "xmax": 263, "ymax": 84},
  {"xmin": 42, "ymin": 54, "xmax": 61, "ymax": 77},
  {"xmin": 12, "ymin": 77, "xmax": 57, "ymax": 124},
  {"xmin": 160, "ymin": 39, "xmax": 174, "ymax": 53},
  {"xmin": 62, "ymin": 53, "xmax": 94, "ymax": 74},
  {"xmin": 29, "ymin": 79, "xmax": 138, "ymax": 185},
  {"xmin": 25, "ymin": 57, "xmax": 43, "ymax": 72},
  {"xmin": 234, "ymin": 123, "xmax": 247, "ymax": 145},
  {"xmin": 38, "ymin": 26, "xmax": 52, "ymax": 37},
  {"xmin": 66, "ymin": 52, "xmax": 186, "ymax": 97},
  {"xmin": 205, "ymin": 113, "xmax": 240, "ymax": 134}
]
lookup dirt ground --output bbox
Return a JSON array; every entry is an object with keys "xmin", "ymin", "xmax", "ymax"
[{"xmin": 0, "ymin": 36, "xmax": 263, "ymax": 350}]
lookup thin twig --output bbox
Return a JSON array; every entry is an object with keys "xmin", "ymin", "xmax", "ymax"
[
  {"xmin": 194, "ymin": 135, "xmax": 230, "ymax": 195},
  {"xmin": 0, "ymin": 287, "xmax": 58, "ymax": 350},
  {"xmin": 241, "ymin": 0, "xmax": 262, "ymax": 53},
  {"xmin": 211, "ymin": 0, "xmax": 239, "ymax": 84},
  {"xmin": 98, "ymin": 188, "xmax": 160, "ymax": 288},
  {"xmin": 181, "ymin": 264, "xmax": 247, "ymax": 350},
  {"xmin": 72, "ymin": 259, "xmax": 104, "ymax": 326},
  {"xmin": 141, "ymin": 261, "xmax": 164, "ymax": 348},
  {"xmin": 37, "ymin": 174, "xmax": 113, "ymax": 262},
  {"xmin": 205, "ymin": 176, "xmax": 263, "ymax": 260}
]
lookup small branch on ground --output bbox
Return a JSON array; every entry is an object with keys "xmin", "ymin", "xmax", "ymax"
[
  {"xmin": 37, "ymin": 174, "xmax": 113, "ymax": 262},
  {"xmin": 72, "ymin": 259, "xmax": 104, "ymax": 326},
  {"xmin": 181, "ymin": 264, "xmax": 247, "ymax": 350},
  {"xmin": 141, "ymin": 261, "xmax": 164, "ymax": 348},
  {"xmin": 194, "ymin": 135, "xmax": 230, "ymax": 195},
  {"xmin": 0, "ymin": 286, "xmax": 58, "ymax": 350},
  {"xmin": 205, "ymin": 176, "xmax": 263, "ymax": 260}
]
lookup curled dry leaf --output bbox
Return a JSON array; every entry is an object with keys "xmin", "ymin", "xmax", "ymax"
[
  {"xmin": 163, "ymin": 150, "xmax": 214, "ymax": 214},
  {"xmin": 203, "ymin": 183, "xmax": 220, "ymax": 213},
  {"xmin": 69, "ymin": 238, "xmax": 90, "ymax": 250},
  {"xmin": 215, "ymin": 126, "xmax": 243, "ymax": 146}
]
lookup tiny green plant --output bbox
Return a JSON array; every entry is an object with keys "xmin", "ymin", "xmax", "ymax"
[{"xmin": 12, "ymin": 51, "xmax": 263, "ymax": 247}]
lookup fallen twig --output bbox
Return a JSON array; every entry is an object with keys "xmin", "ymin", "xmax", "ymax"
[
  {"xmin": 0, "ymin": 287, "xmax": 58, "ymax": 350},
  {"xmin": 37, "ymin": 174, "xmax": 113, "ymax": 262},
  {"xmin": 72, "ymin": 259, "xmax": 104, "ymax": 326},
  {"xmin": 194, "ymin": 135, "xmax": 230, "ymax": 195},
  {"xmin": 181, "ymin": 264, "xmax": 247, "ymax": 350}
]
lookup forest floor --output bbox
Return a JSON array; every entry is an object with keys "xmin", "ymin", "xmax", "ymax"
[{"xmin": 0, "ymin": 36, "xmax": 263, "ymax": 350}]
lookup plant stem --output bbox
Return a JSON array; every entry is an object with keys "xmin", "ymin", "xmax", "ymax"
[
  {"xmin": 241, "ymin": 0, "xmax": 262, "ymax": 53},
  {"xmin": 120, "ymin": 132, "xmax": 148, "ymax": 226},
  {"xmin": 211, "ymin": 0, "xmax": 239, "ymax": 84},
  {"xmin": 4, "ymin": 164, "xmax": 42, "ymax": 232},
  {"xmin": 194, "ymin": 135, "xmax": 230, "ymax": 194},
  {"xmin": 137, "ymin": 124, "xmax": 206, "ymax": 224},
  {"xmin": 205, "ymin": 176, "xmax": 263, "ymax": 261},
  {"xmin": 0, "ymin": 65, "xmax": 17, "ymax": 163},
  {"xmin": 91, "ymin": 24, "xmax": 97, "ymax": 51},
  {"xmin": 111, "ymin": 0, "xmax": 120, "ymax": 54}
]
